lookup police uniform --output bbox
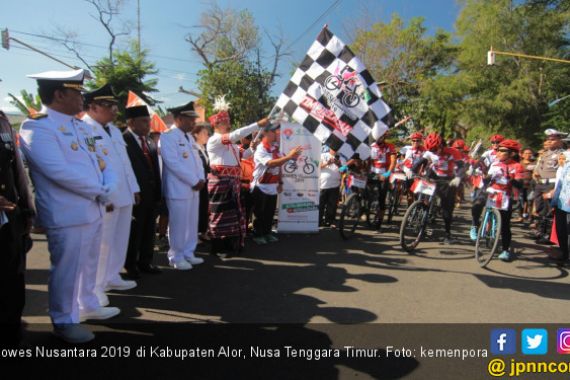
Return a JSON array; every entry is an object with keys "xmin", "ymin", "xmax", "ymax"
[
  {"xmin": 533, "ymin": 129, "xmax": 567, "ymax": 218},
  {"xmin": 19, "ymin": 69, "xmax": 119, "ymax": 343},
  {"xmin": 0, "ymin": 110, "xmax": 34, "ymax": 346},
  {"xmin": 82, "ymin": 84, "xmax": 140, "ymax": 305},
  {"xmin": 159, "ymin": 102, "xmax": 204, "ymax": 269}
]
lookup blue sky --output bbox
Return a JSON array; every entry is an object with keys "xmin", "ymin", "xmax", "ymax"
[{"xmin": 0, "ymin": 0, "xmax": 461, "ymax": 114}]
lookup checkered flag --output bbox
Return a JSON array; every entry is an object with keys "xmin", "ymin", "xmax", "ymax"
[{"xmin": 275, "ymin": 26, "xmax": 392, "ymax": 160}]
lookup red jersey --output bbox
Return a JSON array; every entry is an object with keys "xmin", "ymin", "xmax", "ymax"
[
  {"xmin": 370, "ymin": 142, "xmax": 396, "ymax": 174},
  {"xmin": 487, "ymin": 159, "xmax": 525, "ymax": 195},
  {"xmin": 431, "ymin": 147, "xmax": 463, "ymax": 178}
]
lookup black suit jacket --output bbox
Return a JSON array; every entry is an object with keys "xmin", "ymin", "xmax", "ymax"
[{"xmin": 123, "ymin": 130, "xmax": 162, "ymax": 203}]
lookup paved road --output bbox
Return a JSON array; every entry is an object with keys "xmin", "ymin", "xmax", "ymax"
[{"xmin": 23, "ymin": 205, "xmax": 568, "ymax": 325}]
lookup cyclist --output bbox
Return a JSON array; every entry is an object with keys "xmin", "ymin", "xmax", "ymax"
[
  {"xmin": 451, "ymin": 139, "xmax": 470, "ymax": 205},
  {"xmin": 411, "ymin": 132, "xmax": 465, "ymax": 244},
  {"xmin": 369, "ymin": 131, "xmax": 397, "ymax": 230},
  {"xmin": 471, "ymin": 139, "xmax": 525, "ymax": 262},
  {"xmin": 403, "ymin": 132, "xmax": 425, "ymax": 205},
  {"xmin": 480, "ymin": 134, "xmax": 504, "ymax": 171}
]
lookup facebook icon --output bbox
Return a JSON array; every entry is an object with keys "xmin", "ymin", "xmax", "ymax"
[{"xmin": 491, "ymin": 329, "xmax": 516, "ymax": 355}]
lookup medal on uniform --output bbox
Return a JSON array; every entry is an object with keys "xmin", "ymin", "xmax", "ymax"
[
  {"xmin": 97, "ymin": 155, "xmax": 106, "ymax": 171},
  {"xmin": 183, "ymin": 152, "xmax": 189, "ymax": 159},
  {"xmin": 71, "ymin": 142, "xmax": 79, "ymax": 151},
  {"xmin": 102, "ymin": 148, "xmax": 109, "ymax": 156},
  {"xmin": 85, "ymin": 137, "xmax": 96, "ymax": 152}
]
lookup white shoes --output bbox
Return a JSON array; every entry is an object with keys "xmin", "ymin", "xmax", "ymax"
[
  {"xmin": 80, "ymin": 306, "xmax": 121, "ymax": 322},
  {"xmin": 170, "ymin": 260, "xmax": 192, "ymax": 270},
  {"xmin": 185, "ymin": 256, "xmax": 204, "ymax": 265},
  {"xmin": 105, "ymin": 279, "xmax": 137, "ymax": 291},
  {"xmin": 53, "ymin": 324, "xmax": 95, "ymax": 344},
  {"xmin": 95, "ymin": 289, "xmax": 110, "ymax": 307}
]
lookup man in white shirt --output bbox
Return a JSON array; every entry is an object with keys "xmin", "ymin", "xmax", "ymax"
[
  {"xmin": 82, "ymin": 84, "xmax": 140, "ymax": 306},
  {"xmin": 160, "ymin": 102, "xmax": 205, "ymax": 270},
  {"xmin": 19, "ymin": 69, "xmax": 120, "ymax": 344},
  {"xmin": 251, "ymin": 124, "xmax": 301, "ymax": 244},
  {"xmin": 319, "ymin": 148, "xmax": 342, "ymax": 227}
]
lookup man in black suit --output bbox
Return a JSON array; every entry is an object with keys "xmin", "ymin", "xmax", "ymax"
[{"xmin": 123, "ymin": 105, "xmax": 162, "ymax": 278}]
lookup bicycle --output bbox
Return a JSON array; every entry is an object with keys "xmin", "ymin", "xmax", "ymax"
[
  {"xmin": 338, "ymin": 173, "xmax": 380, "ymax": 240},
  {"xmin": 387, "ymin": 172, "xmax": 406, "ymax": 224},
  {"xmin": 475, "ymin": 189, "xmax": 509, "ymax": 267},
  {"xmin": 399, "ymin": 177, "xmax": 447, "ymax": 252},
  {"xmin": 284, "ymin": 155, "xmax": 316, "ymax": 175}
]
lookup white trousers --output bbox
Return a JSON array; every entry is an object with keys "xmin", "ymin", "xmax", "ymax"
[
  {"xmin": 96, "ymin": 204, "xmax": 133, "ymax": 294},
  {"xmin": 46, "ymin": 219, "xmax": 102, "ymax": 324},
  {"xmin": 167, "ymin": 194, "xmax": 199, "ymax": 264}
]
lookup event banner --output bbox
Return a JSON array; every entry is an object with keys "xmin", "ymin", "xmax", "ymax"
[{"xmin": 277, "ymin": 122, "xmax": 321, "ymax": 233}]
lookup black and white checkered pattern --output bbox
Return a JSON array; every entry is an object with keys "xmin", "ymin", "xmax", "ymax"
[{"xmin": 276, "ymin": 27, "xmax": 392, "ymax": 160}]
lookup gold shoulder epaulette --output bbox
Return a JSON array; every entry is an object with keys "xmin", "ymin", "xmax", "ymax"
[{"xmin": 30, "ymin": 113, "xmax": 47, "ymax": 120}]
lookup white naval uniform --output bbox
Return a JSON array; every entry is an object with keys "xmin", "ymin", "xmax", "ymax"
[
  {"xmin": 159, "ymin": 126, "xmax": 205, "ymax": 264},
  {"xmin": 19, "ymin": 107, "xmax": 117, "ymax": 324},
  {"xmin": 83, "ymin": 115, "xmax": 140, "ymax": 302},
  {"xmin": 206, "ymin": 123, "xmax": 260, "ymax": 166}
]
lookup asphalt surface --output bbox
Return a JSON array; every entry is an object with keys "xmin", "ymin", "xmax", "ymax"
[{"xmin": 23, "ymin": 205, "xmax": 568, "ymax": 325}]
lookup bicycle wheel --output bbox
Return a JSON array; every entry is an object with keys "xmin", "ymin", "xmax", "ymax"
[
  {"xmin": 475, "ymin": 208, "xmax": 502, "ymax": 268},
  {"xmin": 387, "ymin": 185, "xmax": 400, "ymax": 224},
  {"xmin": 399, "ymin": 200, "xmax": 429, "ymax": 253},
  {"xmin": 365, "ymin": 184, "xmax": 380, "ymax": 228},
  {"xmin": 339, "ymin": 193, "xmax": 363, "ymax": 240}
]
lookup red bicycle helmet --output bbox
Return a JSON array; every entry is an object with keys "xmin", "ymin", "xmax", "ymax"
[
  {"xmin": 424, "ymin": 132, "xmax": 443, "ymax": 151},
  {"xmin": 409, "ymin": 132, "xmax": 423, "ymax": 140},
  {"xmin": 490, "ymin": 134, "xmax": 505, "ymax": 143},
  {"xmin": 498, "ymin": 139, "xmax": 521, "ymax": 152},
  {"xmin": 452, "ymin": 139, "xmax": 466, "ymax": 150}
]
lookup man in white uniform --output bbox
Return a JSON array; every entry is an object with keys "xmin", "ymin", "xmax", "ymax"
[
  {"xmin": 19, "ymin": 69, "xmax": 120, "ymax": 344},
  {"xmin": 160, "ymin": 102, "xmax": 205, "ymax": 270},
  {"xmin": 82, "ymin": 84, "xmax": 140, "ymax": 306}
]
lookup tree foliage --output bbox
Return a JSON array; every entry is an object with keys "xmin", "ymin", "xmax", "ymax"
[
  {"xmin": 89, "ymin": 42, "xmax": 159, "ymax": 119},
  {"xmin": 188, "ymin": 4, "xmax": 287, "ymax": 127}
]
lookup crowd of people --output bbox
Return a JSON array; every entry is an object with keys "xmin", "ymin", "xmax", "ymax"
[{"xmin": 1, "ymin": 68, "xmax": 569, "ymax": 346}]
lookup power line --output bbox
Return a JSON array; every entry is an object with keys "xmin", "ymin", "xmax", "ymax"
[
  {"xmin": 9, "ymin": 29, "xmax": 202, "ymax": 64},
  {"xmin": 286, "ymin": 0, "xmax": 342, "ymax": 50}
]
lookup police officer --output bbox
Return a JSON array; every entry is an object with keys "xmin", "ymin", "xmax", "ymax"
[
  {"xmin": 532, "ymin": 128, "xmax": 567, "ymax": 243},
  {"xmin": 160, "ymin": 102, "xmax": 205, "ymax": 270},
  {"xmin": 0, "ymin": 110, "xmax": 34, "ymax": 346},
  {"xmin": 82, "ymin": 84, "xmax": 140, "ymax": 307},
  {"xmin": 19, "ymin": 69, "xmax": 120, "ymax": 344}
]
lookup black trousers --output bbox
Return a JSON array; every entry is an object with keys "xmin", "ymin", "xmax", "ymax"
[
  {"xmin": 437, "ymin": 182, "xmax": 457, "ymax": 234},
  {"xmin": 240, "ymin": 187, "xmax": 254, "ymax": 228},
  {"xmin": 252, "ymin": 187, "xmax": 277, "ymax": 236},
  {"xmin": 198, "ymin": 185, "xmax": 209, "ymax": 234},
  {"xmin": 319, "ymin": 187, "xmax": 340, "ymax": 224},
  {"xmin": 125, "ymin": 201, "xmax": 157, "ymax": 270},
  {"xmin": 534, "ymin": 183, "xmax": 555, "ymax": 217},
  {"xmin": 555, "ymin": 208, "xmax": 570, "ymax": 260},
  {"xmin": 0, "ymin": 213, "xmax": 26, "ymax": 346}
]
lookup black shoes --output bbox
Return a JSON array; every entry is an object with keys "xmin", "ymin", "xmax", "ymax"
[{"xmin": 139, "ymin": 264, "xmax": 162, "ymax": 274}]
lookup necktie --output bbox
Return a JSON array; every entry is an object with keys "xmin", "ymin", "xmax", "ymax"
[
  {"xmin": 103, "ymin": 125, "xmax": 111, "ymax": 136},
  {"xmin": 184, "ymin": 133, "xmax": 190, "ymax": 142},
  {"xmin": 139, "ymin": 135, "xmax": 154, "ymax": 170}
]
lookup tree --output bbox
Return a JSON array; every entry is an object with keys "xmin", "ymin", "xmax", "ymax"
[
  {"xmin": 89, "ymin": 42, "xmax": 159, "ymax": 119},
  {"xmin": 8, "ymin": 90, "xmax": 42, "ymax": 116},
  {"xmin": 187, "ymin": 4, "xmax": 287, "ymax": 127},
  {"xmin": 453, "ymin": 0, "xmax": 570, "ymax": 147},
  {"xmin": 350, "ymin": 15, "xmax": 458, "ymax": 134}
]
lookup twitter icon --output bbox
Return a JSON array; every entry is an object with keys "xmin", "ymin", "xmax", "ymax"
[{"xmin": 522, "ymin": 329, "xmax": 548, "ymax": 355}]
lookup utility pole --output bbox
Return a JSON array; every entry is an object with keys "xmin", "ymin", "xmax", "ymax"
[{"xmin": 137, "ymin": 0, "xmax": 141, "ymax": 56}]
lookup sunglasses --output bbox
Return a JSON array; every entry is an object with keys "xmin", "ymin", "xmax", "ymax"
[
  {"xmin": 497, "ymin": 148, "xmax": 511, "ymax": 153},
  {"xmin": 411, "ymin": 139, "xmax": 422, "ymax": 142}
]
